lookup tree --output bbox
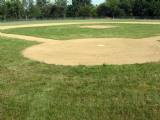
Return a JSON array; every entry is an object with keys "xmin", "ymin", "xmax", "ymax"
[
  {"xmin": 14, "ymin": 0, "xmax": 23, "ymax": 19},
  {"xmin": 78, "ymin": 5, "xmax": 91, "ymax": 17},
  {"xmin": 4, "ymin": 1, "xmax": 19, "ymax": 19},
  {"xmin": 91, "ymin": 7, "xmax": 97, "ymax": 17},
  {"xmin": 133, "ymin": 0, "xmax": 149, "ymax": 16},
  {"xmin": 72, "ymin": 0, "xmax": 91, "ymax": 9},
  {"xmin": 0, "ymin": 0, "xmax": 5, "ymax": 20},
  {"xmin": 36, "ymin": 0, "xmax": 46, "ymax": 10},
  {"xmin": 72, "ymin": 0, "xmax": 92, "ymax": 16},
  {"xmin": 106, "ymin": 0, "xmax": 121, "ymax": 17},
  {"xmin": 28, "ymin": 0, "xmax": 40, "ymax": 18},
  {"xmin": 2, "ymin": 1, "xmax": 11, "ymax": 20},
  {"xmin": 55, "ymin": 0, "xmax": 68, "ymax": 8},
  {"xmin": 50, "ymin": 4, "xmax": 60, "ymax": 17},
  {"xmin": 55, "ymin": 0, "xmax": 68, "ymax": 18},
  {"xmin": 148, "ymin": 0, "xmax": 160, "ymax": 16},
  {"xmin": 97, "ymin": 3, "xmax": 109, "ymax": 17},
  {"xmin": 66, "ymin": 4, "xmax": 75, "ymax": 17},
  {"xmin": 119, "ymin": 0, "xmax": 134, "ymax": 16},
  {"xmin": 43, "ymin": 3, "xmax": 52, "ymax": 18},
  {"xmin": 22, "ymin": 0, "xmax": 28, "ymax": 20},
  {"xmin": 154, "ymin": 0, "xmax": 160, "ymax": 16}
]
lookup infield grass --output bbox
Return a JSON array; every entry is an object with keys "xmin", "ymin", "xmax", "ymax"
[
  {"xmin": 1, "ymin": 19, "xmax": 160, "ymax": 26},
  {"xmin": 1, "ymin": 20, "xmax": 160, "ymax": 119},
  {"xmin": 2, "ymin": 23, "xmax": 160, "ymax": 39}
]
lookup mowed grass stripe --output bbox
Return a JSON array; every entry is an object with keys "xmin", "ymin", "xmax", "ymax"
[
  {"xmin": 1, "ymin": 35, "xmax": 160, "ymax": 119},
  {"xmin": 1, "ymin": 23, "xmax": 160, "ymax": 40}
]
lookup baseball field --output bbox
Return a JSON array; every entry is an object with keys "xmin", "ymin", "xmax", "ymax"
[{"xmin": 1, "ymin": 19, "xmax": 160, "ymax": 119}]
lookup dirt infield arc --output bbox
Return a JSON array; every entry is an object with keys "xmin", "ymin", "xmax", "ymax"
[{"xmin": 1, "ymin": 22, "xmax": 160, "ymax": 66}]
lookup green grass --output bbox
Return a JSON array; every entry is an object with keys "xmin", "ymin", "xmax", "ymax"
[
  {"xmin": 2, "ymin": 23, "xmax": 160, "ymax": 39},
  {"xmin": 1, "ymin": 36, "xmax": 160, "ymax": 119},
  {"xmin": 2, "ymin": 19, "xmax": 107, "ymax": 26},
  {"xmin": 1, "ymin": 19, "xmax": 160, "ymax": 26},
  {"xmin": 1, "ymin": 20, "xmax": 160, "ymax": 119}
]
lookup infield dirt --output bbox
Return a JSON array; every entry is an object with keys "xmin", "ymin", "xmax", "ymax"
[{"xmin": 1, "ymin": 22, "xmax": 160, "ymax": 66}]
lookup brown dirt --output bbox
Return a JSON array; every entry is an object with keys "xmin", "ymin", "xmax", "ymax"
[
  {"xmin": 80, "ymin": 25, "xmax": 117, "ymax": 29},
  {"xmin": 1, "ymin": 22, "xmax": 160, "ymax": 66}
]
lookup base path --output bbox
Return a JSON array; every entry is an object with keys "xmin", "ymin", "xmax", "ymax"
[{"xmin": 1, "ymin": 22, "xmax": 160, "ymax": 66}]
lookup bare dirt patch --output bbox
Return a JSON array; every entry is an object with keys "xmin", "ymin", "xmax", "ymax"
[
  {"xmin": 80, "ymin": 25, "xmax": 117, "ymax": 29},
  {"xmin": 1, "ymin": 22, "xmax": 160, "ymax": 66},
  {"xmin": 21, "ymin": 36, "xmax": 160, "ymax": 65}
]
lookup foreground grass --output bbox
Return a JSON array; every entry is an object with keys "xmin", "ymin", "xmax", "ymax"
[
  {"xmin": 2, "ymin": 23, "xmax": 160, "ymax": 39},
  {"xmin": 1, "ymin": 36, "xmax": 160, "ymax": 119}
]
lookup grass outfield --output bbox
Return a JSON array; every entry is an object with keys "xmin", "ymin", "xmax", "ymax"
[
  {"xmin": 1, "ymin": 20, "xmax": 160, "ymax": 119},
  {"xmin": 1, "ymin": 19, "xmax": 160, "ymax": 26},
  {"xmin": 2, "ymin": 23, "xmax": 160, "ymax": 39}
]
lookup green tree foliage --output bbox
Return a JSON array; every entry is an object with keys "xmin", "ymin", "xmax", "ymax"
[
  {"xmin": 50, "ymin": 4, "xmax": 60, "ymax": 17},
  {"xmin": 91, "ymin": 7, "xmax": 97, "ymax": 17},
  {"xmin": 106, "ymin": 0, "xmax": 121, "ymax": 17},
  {"xmin": 0, "ymin": 0, "xmax": 160, "ymax": 20},
  {"xmin": 72, "ymin": 0, "xmax": 92, "ymax": 16},
  {"xmin": 119, "ymin": 0, "xmax": 134, "ymax": 16},
  {"xmin": 0, "ymin": 0, "xmax": 5, "ymax": 19},
  {"xmin": 4, "ymin": 1, "xmax": 19, "ymax": 19},
  {"xmin": 28, "ymin": 0, "xmax": 40, "ymax": 18},
  {"xmin": 97, "ymin": 3, "xmax": 109, "ymax": 17},
  {"xmin": 133, "ymin": 0, "xmax": 149, "ymax": 16},
  {"xmin": 66, "ymin": 4, "xmax": 75, "ymax": 17},
  {"xmin": 55, "ymin": 0, "xmax": 68, "ymax": 18},
  {"xmin": 148, "ymin": 0, "xmax": 160, "ymax": 16},
  {"xmin": 21, "ymin": 0, "xmax": 29, "ymax": 20},
  {"xmin": 78, "ymin": 5, "xmax": 91, "ymax": 17},
  {"xmin": 72, "ymin": 0, "xmax": 91, "ymax": 10}
]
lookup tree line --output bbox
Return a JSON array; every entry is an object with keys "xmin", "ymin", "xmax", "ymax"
[{"xmin": 0, "ymin": 0, "xmax": 160, "ymax": 20}]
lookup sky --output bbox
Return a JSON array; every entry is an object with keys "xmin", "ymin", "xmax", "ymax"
[
  {"xmin": 92, "ymin": 0, "xmax": 105, "ymax": 5},
  {"xmin": 67, "ymin": 0, "xmax": 105, "ymax": 5}
]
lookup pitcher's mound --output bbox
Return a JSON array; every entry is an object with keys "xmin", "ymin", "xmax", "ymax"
[{"xmin": 80, "ymin": 25, "xmax": 117, "ymax": 29}]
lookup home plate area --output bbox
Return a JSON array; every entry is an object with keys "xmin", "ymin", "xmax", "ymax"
[{"xmin": 22, "ymin": 37, "xmax": 160, "ymax": 66}]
